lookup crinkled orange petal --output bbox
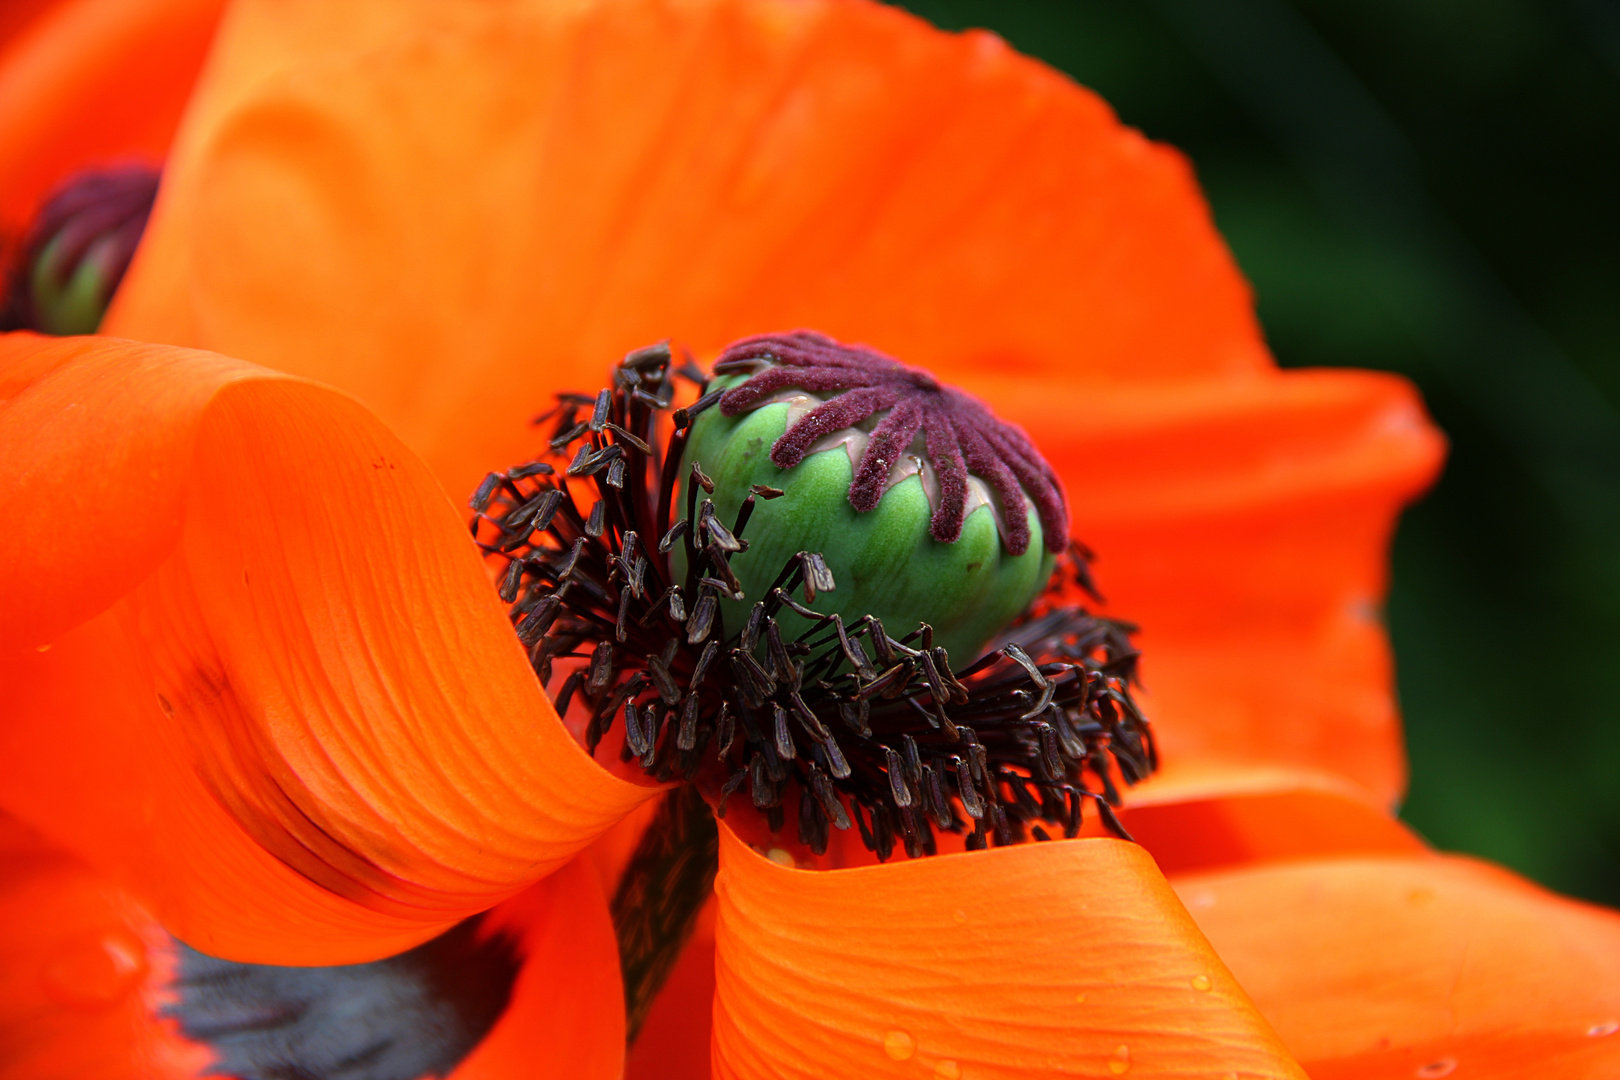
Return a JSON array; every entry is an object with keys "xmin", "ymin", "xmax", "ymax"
[
  {"xmin": 1174, "ymin": 854, "xmax": 1620, "ymax": 1079},
  {"xmin": 962, "ymin": 367, "xmax": 1445, "ymax": 807},
  {"xmin": 448, "ymin": 856, "xmax": 625, "ymax": 1080},
  {"xmin": 0, "ymin": 334, "xmax": 655, "ymax": 962},
  {"xmin": 711, "ymin": 824, "xmax": 1305, "ymax": 1078},
  {"xmin": 0, "ymin": 0, "xmax": 224, "ymax": 237},
  {"xmin": 0, "ymin": 812, "xmax": 210, "ymax": 1080},
  {"xmin": 108, "ymin": 0, "xmax": 1269, "ymax": 505},
  {"xmin": 626, "ymin": 898, "xmax": 717, "ymax": 1080}
]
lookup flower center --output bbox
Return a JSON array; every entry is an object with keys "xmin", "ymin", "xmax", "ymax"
[
  {"xmin": 470, "ymin": 336, "xmax": 1153, "ymax": 859},
  {"xmin": 470, "ymin": 337, "xmax": 1154, "ymax": 1038}
]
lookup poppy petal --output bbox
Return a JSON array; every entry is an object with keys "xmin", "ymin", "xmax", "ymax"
[
  {"xmin": 0, "ymin": 334, "xmax": 655, "ymax": 963},
  {"xmin": 449, "ymin": 857, "xmax": 626, "ymax": 1080},
  {"xmin": 625, "ymin": 898, "xmax": 717, "ymax": 1080},
  {"xmin": 1174, "ymin": 854, "xmax": 1620, "ymax": 1078},
  {"xmin": 1111, "ymin": 783, "xmax": 1428, "ymax": 878},
  {"xmin": 964, "ymin": 367, "xmax": 1445, "ymax": 808},
  {"xmin": 710, "ymin": 825, "xmax": 1305, "ymax": 1078},
  {"xmin": 100, "ymin": 0, "xmax": 1446, "ymax": 806},
  {"xmin": 108, "ymin": 0, "xmax": 1269, "ymax": 502},
  {"xmin": 0, "ymin": 812, "xmax": 209, "ymax": 1080},
  {"xmin": 0, "ymin": 0, "xmax": 224, "ymax": 237}
]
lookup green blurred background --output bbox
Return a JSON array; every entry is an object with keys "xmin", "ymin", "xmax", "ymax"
[{"xmin": 895, "ymin": 0, "xmax": 1620, "ymax": 905}]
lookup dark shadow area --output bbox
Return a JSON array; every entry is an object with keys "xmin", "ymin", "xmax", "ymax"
[
  {"xmin": 167, "ymin": 917, "xmax": 521, "ymax": 1080},
  {"xmin": 897, "ymin": 0, "xmax": 1620, "ymax": 905}
]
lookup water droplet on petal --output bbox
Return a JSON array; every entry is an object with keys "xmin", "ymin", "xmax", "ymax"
[
  {"xmin": 952, "ymin": 909, "xmax": 968, "ymax": 924},
  {"xmin": 1415, "ymin": 1059, "xmax": 1456, "ymax": 1079},
  {"xmin": 1408, "ymin": 887, "xmax": 1436, "ymax": 906},
  {"xmin": 934, "ymin": 1060, "xmax": 961, "ymax": 1079},
  {"xmin": 884, "ymin": 1030, "xmax": 916, "ymax": 1061},
  {"xmin": 1108, "ymin": 1045, "xmax": 1131, "ymax": 1074},
  {"xmin": 766, "ymin": 847, "xmax": 796, "ymax": 868},
  {"xmin": 1074, "ymin": 991, "xmax": 1087, "ymax": 1004},
  {"xmin": 1588, "ymin": 1021, "xmax": 1619, "ymax": 1037},
  {"xmin": 42, "ymin": 929, "xmax": 146, "ymax": 1009},
  {"xmin": 1191, "ymin": 974, "xmax": 1212, "ymax": 991}
]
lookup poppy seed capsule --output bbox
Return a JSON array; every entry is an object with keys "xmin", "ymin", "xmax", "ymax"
[{"xmin": 678, "ymin": 332, "xmax": 1068, "ymax": 662}]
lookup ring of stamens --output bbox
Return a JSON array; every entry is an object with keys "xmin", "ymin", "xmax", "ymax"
[{"xmin": 469, "ymin": 343, "xmax": 1155, "ymax": 861}]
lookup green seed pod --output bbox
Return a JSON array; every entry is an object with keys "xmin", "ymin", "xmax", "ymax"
[{"xmin": 677, "ymin": 332, "xmax": 1068, "ymax": 663}]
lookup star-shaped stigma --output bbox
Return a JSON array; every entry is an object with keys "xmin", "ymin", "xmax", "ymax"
[{"xmin": 712, "ymin": 331, "xmax": 1068, "ymax": 556}]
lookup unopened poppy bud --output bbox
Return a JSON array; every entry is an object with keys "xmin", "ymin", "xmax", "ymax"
[
  {"xmin": 679, "ymin": 331, "xmax": 1068, "ymax": 662},
  {"xmin": 1, "ymin": 165, "xmax": 159, "ymax": 335}
]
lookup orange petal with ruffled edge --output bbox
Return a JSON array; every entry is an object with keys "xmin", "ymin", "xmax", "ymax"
[
  {"xmin": 711, "ymin": 824, "xmax": 1305, "ymax": 1078},
  {"xmin": 108, "ymin": 0, "xmax": 1267, "ymax": 504},
  {"xmin": 1174, "ymin": 854, "xmax": 1620, "ymax": 1079},
  {"xmin": 0, "ymin": 334, "xmax": 656, "ymax": 963},
  {"xmin": 0, "ymin": 0, "xmax": 223, "ymax": 237},
  {"xmin": 0, "ymin": 812, "xmax": 209, "ymax": 1080},
  {"xmin": 963, "ymin": 366, "xmax": 1445, "ymax": 808}
]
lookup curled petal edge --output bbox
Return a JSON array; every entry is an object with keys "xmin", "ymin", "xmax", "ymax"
[
  {"xmin": 0, "ymin": 334, "xmax": 656, "ymax": 963},
  {"xmin": 711, "ymin": 822, "xmax": 1306, "ymax": 1079}
]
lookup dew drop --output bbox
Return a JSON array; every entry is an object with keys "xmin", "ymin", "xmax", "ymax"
[
  {"xmin": 1191, "ymin": 974, "xmax": 1212, "ymax": 991},
  {"xmin": 934, "ymin": 1060, "xmax": 961, "ymax": 1079},
  {"xmin": 766, "ymin": 847, "xmax": 796, "ymax": 868},
  {"xmin": 1588, "ymin": 1020, "xmax": 1619, "ymax": 1037},
  {"xmin": 1074, "ymin": 991, "xmax": 1087, "ymax": 1004},
  {"xmin": 1415, "ymin": 1059, "xmax": 1456, "ymax": 1079},
  {"xmin": 1107, "ymin": 1045, "xmax": 1131, "ymax": 1075},
  {"xmin": 952, "ymin": 909, "xmax": 968, "ymax": 925},
  {"xmin": 1407, "ymin": 887, "xmax": 1436, "ymax": 906},
  {"xmin": 883, "ymin": 1030, "xmax": 916, "ymax": 1061},
  {"xmin": 35, "ymin": 642, "xmax": 51, "ymax": 652},
  {"xmin": 42, "ymin": 929, "xmax": 146, "ymax": 1009}
]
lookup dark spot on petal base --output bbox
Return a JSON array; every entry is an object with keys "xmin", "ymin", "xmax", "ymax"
[{"xmin": 167, "ymin": 916, "xmax": 520, "ymax": 1080}]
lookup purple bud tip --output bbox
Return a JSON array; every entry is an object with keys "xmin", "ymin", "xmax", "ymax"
[
  {"xmin": 2, "ymin": 164, "xmax": 161, "ymax": 334},
  {"xmin": 714, "ymin": 331, "xmax": 1068, "ymax": 557}
]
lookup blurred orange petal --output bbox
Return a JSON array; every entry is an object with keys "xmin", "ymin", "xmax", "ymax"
[
  {"xmin": 1112, "ymin": 784, "xmax": 1427, "ymax": 878},
  {"xmin": 625, "ymin": 898, "xmax": 717, "ymax": 1080},
  {"xmin": 103, "ymin": 0, "xmax": 1446, "ymax": 807},
  {"xmin": 0, "ymin": 333, "xmax": 654, "ymax": 963},
  {"xmin": 0, "ymin": 0, "xmax": 224, "ymax": 238},
  {"xmin": 0, "ymin": 812, "xmax": 209, "ymax": 1080},
  {"xmin": 447, "ymin": 857, "xmax": 626, "ymax": 1080},
  {"xmin": 974, "ymin": 367, "xmax": 1445, "ymax": 809},
  {"xmin": 109, "ymin": 0, "xmax": 1267, "ymax": 504},
  {"xmin": 1175, "ymin": 854, "xmax": 1620, "ymax": 1079},
  {"xmin": 711, "ymin": 824, "xmax": 1304, "ymax": 1078}
]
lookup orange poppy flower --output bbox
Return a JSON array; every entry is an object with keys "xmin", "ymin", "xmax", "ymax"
[{"xmin": 4, "ymin": 1, "xmax": 1620, "ymax": 1078}]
